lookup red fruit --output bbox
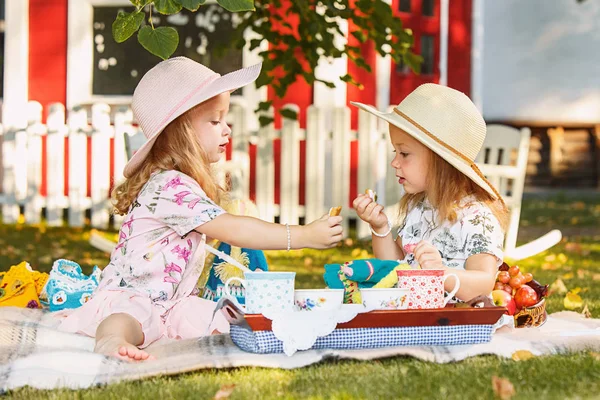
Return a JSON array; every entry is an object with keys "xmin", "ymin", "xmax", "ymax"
[
  {"xmin": 514, "ymin": 285, "xmax": 539, "ymax": 309},
  {"xmin": 497, "ymin": 271, "xmax": 511, "ymax": 284},
  {"xmin": 523, "ymin": 273, "xmax": 533, "ymax": 283},
  {"xmin": 492, "ymin": 290, "xmax": 517, "ymax": 315},
  {"xmin": 508, "ymin": 265, "xmax": 520, "ymax": 277},
  {"xmin": 502, "ymin": 284, "xmax": 513, "ymax": 294},
  {"xmin": 494, "ymin": 281, "xmax": 505, "ymax": 291},
  {"xmin": 509, "ymin": 276, "xmax": 525, "ymax": 289}
]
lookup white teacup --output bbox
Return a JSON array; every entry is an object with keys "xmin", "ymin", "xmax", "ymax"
[
  {"xmin": 294, "ymin": 289, "xmax": 344, "ymax": 311},
  {"xmin": 361, "ymin": 288, "xmax": 410, "ymax": 310},
  {"xmin": 224, "ymin": 271, "xmax": 296, "ymax": 314}
]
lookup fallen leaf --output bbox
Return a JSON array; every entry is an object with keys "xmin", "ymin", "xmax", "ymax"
[
  {"xmin": 344, "ymin": 238, "xmax": 354, "ymax": 247},
  {"xmin": 593, "ymin": 274, "xmax": 600, "ymax": 281},
  {"xmin": 213, "ymin": 384, "xmax": 236, "ymax": 400},
  {"xmin": 581, "ymin": 304, "xmax": 592, "ymax": 318},
  {"xmin": 541, "ymin": 262, "xmax": 558, "ymax": 271},
  {"xmin": 544, "ymin": 254, "xmax": 556, "ymax": 262},
  {"xmin": 570, "ymin": 217, "xmax": 579, "ymax": 225},
  {"xmin": 303, "ymin": 257, "xmax": 313, "ymax": 267},
  {"xmin": 550, "ymin": 279, "xmax": 568, "ymax": 295},
  {"xmin": 577, "ymin": 269, "xmax": 587, "ymax": 279},
  {"xmin": 492, "ymin": 376, "xmax": 515, "ymax": 400},
  {"xmin": 565, "ymin": 242, "xmax": 582, "ymax": 254},
  {"xmin": 590, "ymin": 352, "xmax": 600, "ymax": 361},
  {"xmin": 512, "ymin": 350, "xmax": 535, "ymax": 361},
  {"xmin": 557, "ymin": 253, "xmax": 568, "ymax": 263},
  {"xmin": 562, "ymin": 272, "xmax": 574, "ymax": 280},
  {"xmin": 564, "ymin": 291, "xmax": 583, "ymax": 310}
]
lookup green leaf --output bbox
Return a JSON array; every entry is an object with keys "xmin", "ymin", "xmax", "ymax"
[
  {"xmin": 216, "ymin": 0, "xmax": 255, "ymax": 12},
  {"xmin": 403, "ymin": 51, "xmax": 423, "ymax": 74},
  {"xmin": 178, "ymin": 0, "xmax": 206, "ymax": 11},
  {"xmin": 255, "ymin": 71, "xmax": 273, "ymax": 88},
  {"xmin": 257, "ymin": 101, "xmax": 273, "ymax": 112},
  {"xmin": 138, "ymin": 26, "xmax": 179, "ymax": 60},
  {"xmin": 279, "ymin": 108, "xmax": 298, "ymax": 120},
  {"xmin": 154, "ymin": 0, "xmax": 182, "ymax": 15},
  {"xmin": 258, "ymin": 115, "xmax": 274, "ymax": 127},
  {"xmin": 112, "ymin": 11, "xmax": 145, "ymax": 43}
]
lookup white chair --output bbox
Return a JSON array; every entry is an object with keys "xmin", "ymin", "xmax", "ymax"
[{"xmin": 475, "ymin": 124, "xmax": 561, "ymax": 260}]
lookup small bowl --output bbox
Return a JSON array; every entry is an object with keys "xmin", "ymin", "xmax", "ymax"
[
  {"xmin": 514, "ymin": 298, "xmax": 547, "ymax": 328},
  {"xmin": 360, "ymin": 288, "xmax": 410, "ymax": 310},
  {"xmin": 294, "ymin": 289, "xmax": 344, "ymax": 311}
]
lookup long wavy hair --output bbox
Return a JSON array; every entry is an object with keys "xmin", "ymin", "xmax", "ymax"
[
  {"xmin": 398, "ymin": 149, "xmax": 509, "ymax": 232},
  {"xmin": 111, "ymin": 105, "xmax": 228, "ymax": 215}
]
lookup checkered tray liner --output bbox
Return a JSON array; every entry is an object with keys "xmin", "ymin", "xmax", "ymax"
[{"xmin": 230, "ymin": 324, "xmax": 494, "ymax": 354}]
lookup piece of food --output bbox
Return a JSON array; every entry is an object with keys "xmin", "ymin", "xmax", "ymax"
[
  {"xmin": 492, "ymin": 289, "xmax": 517, "ymax": 315},
  {"xmin": 329, "ymin": 206, "xmax": 342, "ymax": 216},
  {"xmin": 365, "ymin": 189, "xmax": 377, "ymax": 202},
  {"xmin": 514, "ymin": 285, "xmax": 539, "ymax": 309}
]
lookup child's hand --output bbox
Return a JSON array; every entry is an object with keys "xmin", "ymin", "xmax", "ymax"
[
  {"xmin": 303, "ymin": 214, "xmax": 343, "ymax": 249},
  {"xmin": 352, "ymin": 194, "xmax": 389, "ymax": 232},
  {"xmin": 413, "ymin": 240, "xmax": 445, "ymax": 270}
]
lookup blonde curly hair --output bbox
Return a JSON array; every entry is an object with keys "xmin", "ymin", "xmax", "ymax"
[{"xmin": 111, "ymin": 105, "xmax": 228, "ymax": 215}]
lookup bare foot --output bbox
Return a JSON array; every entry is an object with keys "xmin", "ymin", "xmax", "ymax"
[{"xmin": 95, "ymin": 334, "xmax": 154, "ymax": 362}]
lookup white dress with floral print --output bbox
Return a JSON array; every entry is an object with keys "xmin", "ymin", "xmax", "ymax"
[
  {"xmin": 398, "ymin": 196, "xmax": 504, "ymax": 270},
  {"xmin": 55, "ymin": 170, "xmax": 230, "ymax": 346}
]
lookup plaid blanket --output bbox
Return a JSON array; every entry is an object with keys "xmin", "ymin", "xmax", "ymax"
[{"xmin": 1, "ymin": 306, "xmax": 599, "ymax": 392}]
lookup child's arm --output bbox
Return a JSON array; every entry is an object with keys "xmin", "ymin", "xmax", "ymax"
[
  {"xmin": 413, "ymin": 241, "xmax": 496, "ymax": 300},
  {"xmin": 196, "ymin": 213, "xmax": 343, "ymax": 250}
]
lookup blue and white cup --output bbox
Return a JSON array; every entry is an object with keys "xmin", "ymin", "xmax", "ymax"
[{"xmin": 224, "ymin": 271, "xmax": 296, "ymax": 314}]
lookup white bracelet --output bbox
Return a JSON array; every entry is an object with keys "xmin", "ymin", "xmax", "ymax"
[
  {"xmin": 285, "ymin": 223, "xmax": 291, "ymax": 251},
  {"xmin": 370, "ymin": 219, "xmax": 392, "ymax": 238}
]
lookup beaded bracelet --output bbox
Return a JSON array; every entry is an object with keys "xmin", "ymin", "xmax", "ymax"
[
  {"xmin": 369, "ymin": 219, "xmax": 392, "ymax": 238},
  {"xmin": 285, "ymin": 223, "xmax": 291, "ymax": 251}
]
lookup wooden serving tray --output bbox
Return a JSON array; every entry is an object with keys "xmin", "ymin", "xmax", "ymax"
[{"xmin": 244, "ymin": 305, "xmax": 507, "ymax": 331}]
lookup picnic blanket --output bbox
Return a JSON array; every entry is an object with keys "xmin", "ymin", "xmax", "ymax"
[{"xmin": 1, "ymin": 306, "xmax": 600, "ymax": 393}]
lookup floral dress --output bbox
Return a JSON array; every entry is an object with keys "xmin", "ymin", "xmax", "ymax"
[
  {"xmin": 398, "ymin": 196, "xmax": 504, "ymax": 269},
  {"xmin": 56, "ymin": 170, "xmax": 230, "ymax": 346}
]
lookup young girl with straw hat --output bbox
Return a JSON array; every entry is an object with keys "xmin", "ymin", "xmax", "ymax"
[
  {"xmin": 55, "ymin": 57, "xmax": 343, "ymax": 361},
  {"xmin": 352, "ymin": 84, "xmax": 508, "ymax": 302}
]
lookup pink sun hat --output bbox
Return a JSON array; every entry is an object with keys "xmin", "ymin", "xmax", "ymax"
[{"xmin": 123, "ymin": 57, "xmax": 262, "ymax": 178}]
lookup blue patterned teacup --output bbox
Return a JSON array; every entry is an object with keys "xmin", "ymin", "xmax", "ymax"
[{"xmin": 224, "ymin": 271, "xmax": 296, "ymax": 314}]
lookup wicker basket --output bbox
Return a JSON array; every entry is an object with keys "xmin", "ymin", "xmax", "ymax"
[{"xmin": 514, "ymin": 298, "xmax": 547, "ymax": 328}]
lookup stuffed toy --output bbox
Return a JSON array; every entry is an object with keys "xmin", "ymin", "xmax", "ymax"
[
  {"xmin": 197, "ymin": 198, "xmax": 269, "ymax": 303},
  {"xmin": 42, "ymin": 259, "xmax": 101, "ymax": 312},
  {"xmin": 324, "ymin": 259, "xmax": 413, "ymax": 304},
  {"xmin": 0, "ymin": 261, "xmax": 48, "ymax": 309}
]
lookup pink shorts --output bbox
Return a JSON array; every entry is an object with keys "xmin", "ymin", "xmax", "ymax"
[{"xmin": 54, "ymin": 290, "xmax": 230, "ymax": 348}]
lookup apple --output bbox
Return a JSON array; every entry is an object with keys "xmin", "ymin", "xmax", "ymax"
[
  {"xmin": 514, "ymin": 285, "xmax": 539, "ymax": 309},
  {"xmin": 492, "ymin": 289, "xmax": 517, "ymax": 315}
]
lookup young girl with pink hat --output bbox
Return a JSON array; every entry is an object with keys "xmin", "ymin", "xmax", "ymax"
[
  {"xmin": 352, "ymin": 84, "xmax": 509, "ymax": 302},
  {"xmin": 55, "ymin": 57, "xmax": 343, "ymax": 361}
]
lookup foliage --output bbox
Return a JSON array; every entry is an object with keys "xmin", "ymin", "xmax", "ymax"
[{"xmin": 112, "ymin": 0, "xmax": 422, "ymax": 125}]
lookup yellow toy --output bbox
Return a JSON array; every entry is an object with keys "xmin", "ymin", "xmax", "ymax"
[{"xmin": 0, "ymin": 261, "xmax": 49, "ymax": 308}]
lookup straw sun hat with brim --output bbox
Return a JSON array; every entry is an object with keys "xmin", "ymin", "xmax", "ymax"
[
  {"xmin": 123, "ymin": 57, "xmax": 262, "ymax": 178},
  {"xmin": 350, "ymin": 83, "xmax": 503, "ymax": 202}
]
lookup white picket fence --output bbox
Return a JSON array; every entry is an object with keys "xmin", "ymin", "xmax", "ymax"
[{"xmin": 0, "ymin": 99, "xmax": 403, "ymax": 238}]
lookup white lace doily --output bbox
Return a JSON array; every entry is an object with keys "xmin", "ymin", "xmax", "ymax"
[{"xmin": 262, "ymin": 304, "xmax": 367, "ymax": 356}]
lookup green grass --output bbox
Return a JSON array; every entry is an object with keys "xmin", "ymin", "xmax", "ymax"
[{"xmin": 2, "ymin": 194, "xmax": 600, "ymax": 399}]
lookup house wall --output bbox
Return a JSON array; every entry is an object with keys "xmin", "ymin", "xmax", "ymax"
[{"xmin": 481, "ymin": 0, "xmax": 600, "ymax": 123}]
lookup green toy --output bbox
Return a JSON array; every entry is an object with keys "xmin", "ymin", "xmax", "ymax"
[{"xmin": 323, "ymin": 259, "xmax": 413, "ymax": 303}]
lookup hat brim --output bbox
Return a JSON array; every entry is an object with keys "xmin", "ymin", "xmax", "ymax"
[
  {"xmin": 350, "ymin": 101, "xmax": 499, "ymax": 199},
  {"xmin": 123, "ymin": 63, "xmax": 262, "ymax": 178}
]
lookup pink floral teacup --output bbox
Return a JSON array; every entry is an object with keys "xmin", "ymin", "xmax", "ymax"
[{"xmin": 396, "ymin": 270, "xmax": 460, "ymax": 309}]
